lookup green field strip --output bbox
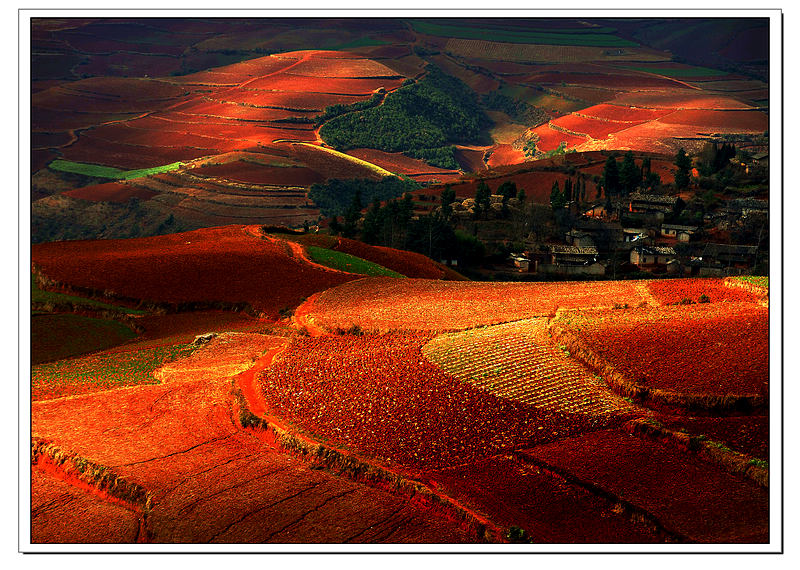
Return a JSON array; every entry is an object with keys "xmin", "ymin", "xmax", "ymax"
[
  {"xmin": 32, "ymin": 344, "xmax": 196, "ymax": 398},
  {"xmin": 407, "ymin": 20, "xmax": 637, "ymax": 47},
  {"xmin": 734, "ymin": 275, "xmax": 769, "ymax": 288},
  {"xmin": 306, "ymin": 246, "xmax": 406, "ymax": 278},
  {"xmin": 49, "ymin": 159, "xmax": 185, "ymax": 181}
]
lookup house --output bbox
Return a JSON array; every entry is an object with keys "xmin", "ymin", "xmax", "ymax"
[
  {"xmin": 661, "ymin": 224, "xmax": 698, "ymax": 242},
  {"xmin": 622, "ymin": 228, "xmax": 649, "ymax": 244},
  {"xmin": 572, "ymin": 219, "xmax": 624, "ymax": 252},
  {"xmin": 565, "ymin": 229, "xmax": 595, "ymax": 247},
  {"xmin": 700, "ymin": 243, "xmax": 759, "ymax": 268},
  {"xmin": 509, "ymin": 254, "xmax": 530, "ymax": 272},
  {"xmin": 584, "ymin": 203, "xmax": 607, "ymax": 218},
  {"xmin": 630, "ymin": 245, "xmax": 677, "ymax": 267},
  {"xmin": 537, "ymin": 245, "xmax": 605, "ymax": 276}
]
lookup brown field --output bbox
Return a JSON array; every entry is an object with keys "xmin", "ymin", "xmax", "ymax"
[
  {"xmin": 345, "ymin": 148, "xmax": 460, "ymax": 176},
  {"xmin": 62, "ymin": 182, "xmax": 159, "ymax": 203}
]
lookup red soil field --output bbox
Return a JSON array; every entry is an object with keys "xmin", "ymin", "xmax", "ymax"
[
  {"xmin": 113, "ymin": 311, "xmax": 269, "ymax": 351},
  {"xmin": 550, "ymin": 114, "xmax": 641, "ymax": 140},
  {"xmin": 243, "ymin": 75, "xmax": 404, "ymax": 95},
  {"xmin": 528, "ymin": 72, "xmax": 690, "ymax": 90},
  {"xmin": 576, "ymin": 104, "xmax": 675, "ymax": 122},
  {"xmin": 62, "ymin": 182, "xmax": 158, "ymax": 203},
  {"xmin": 286, "ymin": 143, "xmax": 386, "ymax": 180},
  {"xmin": 32, "ymin": 150, "xmax": 58, "ymax": 174},
  {"xmin": 169, "ymin": 99, "xmax": 317, "ymax": 122},
  {"xmin": 330, "ymin": 237, "xmax": 445, "ymax": 279},
  {"xmin": 520, "ymin": 429, "xmax": 769, "ymax": 542},
  {"xmin": 31, "ymin": 108, "xmax": 142, "ymax": 132},
  {"xmin": 127, "ymin": 113, "xmax": 299, "ymax": 134},
  {"xmin": 57, "ymin": 34, "xmax": 187, "ymax": 56},
  {"xmin": 84, "ymin": 123, "xmax": 244, "ymax": 152},
  {"xmin": 75, "ymin": 53, "xmax": 182, "ymax": 79},
  {"xmin": 547, "ymin": 86, "xmax": 619, "ymax": 104},
  {"xmin": 259, "ymin": 332, "xmax": 591, "ymax": 469},
  {"xmin": 233, "ymin": 90, "xmax": 368, "ymax": 111},
  {"xmin": 408, "ymin": 172, "xmax": 464, "ymax": 184},
  {"xmin": 345, "ymin": 148, "xmax": 459, "ymax": 176},
  {"xmin": 611, "ymin": 91, "xmax": 754, "ymax": 110},
  {"xmin": 284, "ymin": 57, "xmax": 402, "ymax": 78},
  {"xmin": 60, "ymin": 138, "xmax": 212, "ymax": 170},
  {"xmin": 658, "ymin": 109, "xmax": 768, "ymax": 132},
  {"xmin": 429, "ymin": 169, "xmax": 588, "ymax": 205},
  {"xmin": 646, "ymin": 278, "xmax": 761, "ymax": 304},
  {"xmin": 554, "ymin": 304, "xmax": 768, "ymax": 398},
  {"xmin": 429, "ymin": 456, "xmax": 660, "ymax": 543},
  {"xmin": 31, "ymin": 226, "xmax": 358, "ymax": 318},
  {"xmin": 454, "ymin": 148, "xmax": 487, "ymax": 173},
  {"xmin": 660, "ymin": 415, "xmax": 769, "ymax": 461},
  {"xmin": 581, "ymin": 157, "xmax": 675, "ymax": 184},
  {"xmin": 32, "ymin": 131, "xmax": 75, "ymax": 149},
  {"xmin": 486, "ymin": 144, "xmax": 525, "ymax": 168},
  {"xmin": 530, "ymin": 124, "xmax": 588, "ymax": 152},
  {"xmin": 304, "ymin": 278, "xmax": 650, "ymax": 332},
  {"xmin": 193, "ymin": 161, "xmax": 325, "ymax": 186}
]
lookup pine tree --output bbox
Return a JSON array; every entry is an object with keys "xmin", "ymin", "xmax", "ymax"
[
  {"xmin": 675, "ymin": 148, "xmax": 692, "ymax": 189},
  {"xmin": 550, "ymin": 180, "xmax": 566, "ymax": 211},
  {"xmin": 619, "ymin": 151, "xmax": 640, "ymax": 195},
  {"xmin": 603, "ymin": 155, "xmax": 620, "ymax": 196}
]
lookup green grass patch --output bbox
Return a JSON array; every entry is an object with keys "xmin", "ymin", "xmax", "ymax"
[
  {"xmin": 49, "ymin": 159, "xmax": 185, "ymax": 181},
  {"xmin": 32, "ymin": 344, "xmax": 196, "ymax": 400},
  {"xmin": 735, "ymin": 275, "xmax": 769, "ymax": 288},
  {"xmin": 32, "ymin": 274, "xmax": 147, "ymax": 315},
  {"xmin": 407, "ymin": 19, "xmax": 637, "ymax": 47},
  {"xmin": 32, "ymin": 313, "xmax": 138, "ymax": 366},
  {"xmin": 622, "ymin": 65, "xmax": 729, "ymax": 78},
  {"xmin": 306, "ymin": 246, "xmax": 405, "ymax": 277}
]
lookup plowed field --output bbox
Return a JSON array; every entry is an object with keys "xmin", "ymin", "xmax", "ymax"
[
  {"xmin": 302, "ymin": 278, "xmax": 649, "ymax": 332},
  {"xmin": 31, "ymin": 226, "xmax": 358, "ymax": 317},
  {"xmin": 552, "ymin": 304, "xmax": 769, "ymax": 398}
]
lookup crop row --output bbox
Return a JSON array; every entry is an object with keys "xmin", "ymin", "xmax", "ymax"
[
  {"xmin": 258, "ymin": 332, "xmax": 592, "ymax": 469},
  {"xmin": 423, "ymin": 319, "xmax": 635, "ymax": 417}
]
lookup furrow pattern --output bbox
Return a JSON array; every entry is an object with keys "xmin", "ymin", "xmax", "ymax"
[{"xmin": 422, "ymin": 319, "xmax": 635, "ymax": 418}]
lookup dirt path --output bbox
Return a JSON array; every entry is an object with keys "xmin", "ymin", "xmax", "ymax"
[{"xmin": 30, "ymin": 332, "xmax": 479, "ymax": 544}]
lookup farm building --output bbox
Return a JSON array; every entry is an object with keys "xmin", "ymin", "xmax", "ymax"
[
  {"xmin": 661, "ymin": 224, "xmax": 698, "ymax": 242},
  {"xmin": 628, "ymin": 192, "xmax": 679, "ymax": 216},
  {"xmin": 538, "ymin": 245, "xmax": 605, "ymax": 276},
  {"xmin": 630, "ymin": 245, "xmax": 676, "ymax": 267},
  {"xmin": 700, "ymin": 243, "xmax": 759, "ymax": 268},
  {"xmin": 565, "ymin": 229, "xmax": 595, "ymax": 247},
  {"xmin": 622, "ymin": 228, "xmax": 649, "ymax": 244}
]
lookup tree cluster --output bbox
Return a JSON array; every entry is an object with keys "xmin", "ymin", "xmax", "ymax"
[
  {"xmin": 308, "ymin": 177, "xmax": 421, "ymax": 218},
  {"xmin": 318, "ymin": 65, "xmax": 491, "ymax": 170},
  {"xmin": 481, "ymin": 90, "xmax": 549, "ymax": 127}
]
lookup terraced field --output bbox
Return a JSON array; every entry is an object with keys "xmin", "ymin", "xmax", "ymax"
[{"xmin": 423, "ymin": 318, "xmax": 636, "ymax": 417}]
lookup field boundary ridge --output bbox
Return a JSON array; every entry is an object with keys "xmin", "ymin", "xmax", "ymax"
[
  {"xmin": 624, "ymin": 418, "xmax": 769, "ymax": 488},
  {"xmin": 510, "ymin": 448, "xmax": 687, "ymax": 543},
  {"xmin": 547, "ymin": 320, "xmax": 768, "ymax": 413}
]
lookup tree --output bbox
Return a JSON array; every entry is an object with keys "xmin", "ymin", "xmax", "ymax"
[
  {"xmin": 602, "ymin": 154, "xmax": 620, "ymax": 196},
  {"xmin": 675, "ymin": 148, "xmax": 692, "ymax": 190},
  {"xmin": 619, "ymin": 151, "xmax": 640, "ymax": 195},
  {"xmin": 328, "ymin": 216, "xmax": 342, "ymax": 235},
  {"xmin": 550, "ymin": 180, "xmax": 566, "ymax": 211},
  {"xmin": 564, "ymin": 178, "xmax": 573, "ymax": 202},
  {"xmin": 440, "ymin": 184, "xmax": 456, "ymax": 220},
  {"xmin": 474, "ymin": 181, "xmax": 491, "ymax": 220},
  {"xmin": 497, "ymin": 181, "xmax": 517, "ymax": 200}
]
